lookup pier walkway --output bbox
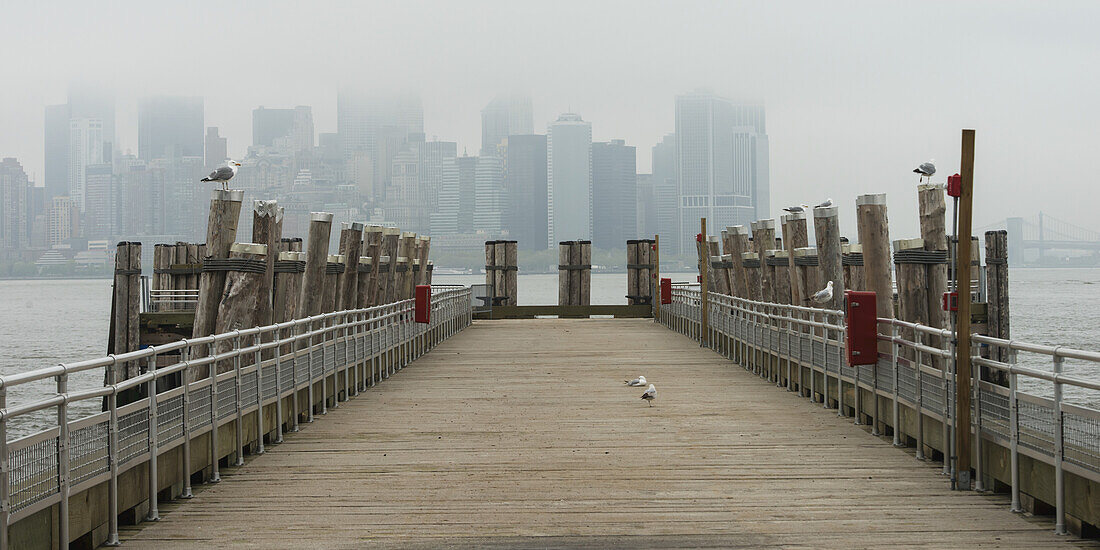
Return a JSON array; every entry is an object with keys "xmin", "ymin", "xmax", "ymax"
[{"xmin": 120, "ymin": 319, "xmax": 1086, "ymax": 549}]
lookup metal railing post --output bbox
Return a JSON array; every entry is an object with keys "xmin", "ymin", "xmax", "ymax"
[
  {"xmin": 892, "ymin": 326, "xmax": 902, "ymax": 444},
  {"xmin": 274, "ymin": 327, "xmax": 284, "ymax": 443},
  {"xmin": 1009, "ymin": 358, "xmax": 1021, "ymax": 513},
  {"xmin": 180, "ymin": 345, "xmax": 193, "ymax": 499},
  {"xmin": 145, "ymin": 353, "xmax": 160, "ymax": 521},
  {"xmin": 0, "ymin": 387, "xmax": 7, "ymax": 550},
  {"xmin": 307, "ymin": 318, "xmax": 316, "ymax": 422},
  {"xmin": 105, "ymin": 363, "xmax": 120, "ymax": 546},
  {"xmin": 57, "ymin": 370, "xmax": 70, "ymax": 548},
  {"xmin": 1053, "ymin": 350, "xmax": 1066, "ymax": 535},
  {"xmin": 233, "ymin": 332, "xmax": 245, "ymax": 466},
  {"xmin": 253, "ymin": 332, "xmax": 265, "ymax": 455},
  {"xmin": 208, "ymin": 341, "xmax": 221, "ymax": 483}
]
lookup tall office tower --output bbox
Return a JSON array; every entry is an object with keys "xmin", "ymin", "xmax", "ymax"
[
  {"xmin": 0, "ymin": 157, "xmax": 30, "ymax": 251},
  {"xmin": 650, "ymin": 134, "xmax": 679, "ymax": 252},
  {"xmin": 674, "ymin": 90, "xmax": 768, "ymax": 253},
  {"xmin": 138, "ymin": 96, "xmax": 204, "ymax": 161},
  {"xmin": 68, "ymin": 84, "xmax": 116, "ymax": 155},
  {"xmin": 44, "ymin": 104, "xmax": 72, "ymax": 200},
  {"xmin": 503, "ymin": 134, "xmax": 548, "ymax": 250},
  {"xmin": 205, "ymin": 127, "xmax": 228, "ymax": 172},
  {"xmin": 69, "ymin": 118, "xmax": 104, "ymax": 212},
  {"xmin": 337, "ymin": 92, "xmax": 423, "ymax": 197},
  {"xmin": 47, "ymin": 196, "xmax": 79, "ymax": 247},
  {"xmin": 387, "ymin": 138, "xmax": 457, "ymax": 232},
  {"xmin": 635, "ymin": 173, "xmax": 655, "ymax": 237},
  {"xmin": 473, "ymin": 155, "xmax": 505, "ymax": 233},
  {"xmin": 113, "ymin": 155, "xmax": 150, "ymax": 236},
  {"xmin": 252, "ymin": 105, "xmax": 314, "ymax": 152},
  {"xmin": 431, "ymin": 154, "xmax": 478, "ymax": 236},
  {"xmin": 546, "ymin": 113, "xmax": 592, "ymax": 246},
  {"xmin": 590, "ymin": 140, "xmax": 637, "ymax": 249},
  {"xmin": 481, "ymin": 93, "xmax": 533, "ymax": 156},
  {"xmin": 83, "ymin": 163, "xmax": 114, "ymax": 238}
]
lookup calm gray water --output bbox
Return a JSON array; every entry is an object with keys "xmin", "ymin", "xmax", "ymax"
[{"xmin": 1, "ymin": 269, "xmax": 1097, "ymax": 437}]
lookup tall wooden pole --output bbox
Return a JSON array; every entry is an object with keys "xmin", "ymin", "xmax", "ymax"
[
  {"xmin": 337, "ymin": 222, "xmax": 363, "ymax": 311},
  {"xmin": 193, "ymin": 189, "xmax": 244, "ymax": 340},
  {"xmin": 813, "ymin": 207, "xmax": 844, "ymax": 311},
  {"xmin": 299, "ymin": 212, "xmax": 334, "ymax": 317},
  {"xmin": 558, "ymin": 241, "xmax": 571, "ymax": 307},
  {"xmin": 252, "ymin": 200, "xmax": 281, "ymax": 330},
  {"xmin": 752, "ymin": 220, "xmax": 777, "ymax": 302},
  {"xmin": 362, "ymin": 226, "xmax": 383, "ymax": 307},
  {"xmin": 700, "ymin": 217, "xmax": 708, "ymax": 347},
  {"xmin": 653, "ymin": 234, "xmax": 660, "ymax": 320},
  {"xmin": 725, "ymin": 226, "xmax": 750, "ymax": 298},
  {"xmin": 919, "ymin": 184, "xmax": 950, "ymax": 342},
  {"xmin": 379, "ymin": 228, "xmax": 400, "ymax": 303},
  {"xmin": 956, "ymin": 128, "xmax": 976, "ymax": 490},
  {"xmin": 783, "ymin": 213, "xmax": 809, "ymax": 305}
]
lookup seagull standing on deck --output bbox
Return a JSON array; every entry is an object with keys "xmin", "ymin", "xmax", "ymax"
[
  {"xmin": 811, "ymin": 281, "xmax": 834, "ymax": 305},
  {"xmin": 625, "ymin": 375, "xmax": 647, "ymax": 387},
  {"xmin": 201, "ymin": 160, "xmax": 242, "ymax": 191},
  {"xmin": 640, "ymin": 383, "xmax": 656, "ymax": 406},
  {"xmin": 914, "ymin": 160, "xmax": 936, "ymax": 184}
]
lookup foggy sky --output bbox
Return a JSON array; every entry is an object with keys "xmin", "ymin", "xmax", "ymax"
[{"xmin": 2, "ymin": 1, "xmax": 1097, "ymax": 239}]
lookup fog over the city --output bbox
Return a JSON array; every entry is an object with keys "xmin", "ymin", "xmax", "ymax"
[{"xmin": 1, "ymin": 0, "xmax": 1097, "ymax": 236}]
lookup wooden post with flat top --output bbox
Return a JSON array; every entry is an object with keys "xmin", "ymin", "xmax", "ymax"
[
  {"xmin": 299, "ymin": 212, "xmax": 333, "ymax": 317},
  {"xmin": 956, "ymin": 128, "xmax": 976, "ymax": 490},
  {"xmin": 813, "ymin": 207, "xmax": 844, "ymax": 311},
  {"xmin": 193, "ymin": 189, "xmax": 244, "ymax": 340},
  {"xmin": 700, "ymin": 217, "xmax": 709, "ymax": 347}
]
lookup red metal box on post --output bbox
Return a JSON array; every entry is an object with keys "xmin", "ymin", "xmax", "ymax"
[
  {"xmin": 845, "ymin": 290, "xmax": 877, "ymax": 366},
  {"xmin": 415, "ymin": 285, "xmax": 431, "ymax": 324},
  {"xmin": 660, "ymin": 278, "xmax": 672, "ymax": 304}
]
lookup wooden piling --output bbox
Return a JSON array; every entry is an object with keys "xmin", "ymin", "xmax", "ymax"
[
  {"xmin": 782, "ymin": 213, "xmax": 809, "ymax": 306},
  {"xmin": 856, "ymin": 194, "xmax": 894, "ymax": 325},
  {"xmin": 627, "ymin": 240, "xmax": 640, "ymax": 304},
  {"xmin": 813, "ymin": 207, "xmax": 844, "ymax": 310},
  {"xmin": 379, "ymin": 228, "xmax": 400, "ymax": 303},
  {"xmin": 355, "ymin": 256, "xmax": 373, "ymax": 309},
  {"xmin": 417, "ymin": 236, "xmax": 432, "ymax": 287},
  {"xmin": 362, "ymin": 227, "xmax": 383, "ymax": 307},
  {"xmin": 299, "ymin": 212, "xmax": 334, "ymax": 317},
  {"xmin": 579, "ymin": 241, "xmax": 592, "ymax": 306},
  {"xmin": 638, "ymin": 240, "xmax": 653, "ymax": 304},
  {"xmin": 503, "ymin": 240, "xmax": 518, "ymax": 306},
  {"xmin": 274, "ymin": 251, "xmax": 305, "ymax": 324},
  {"xmin": 494, "ymin": 240, "xmax": 507, "ymax": 305},
  {"xmin": 956, "ymin": 128, "xmax": 976, "ymax": 489},
  {"xmin": 213, "ymin": 243, "xmax": 268, "ymax": 372},
  {"xmin": 398, "ymin": 232, "xmax": 417, "ymax": 300},
  {"xmin": 193, "ymin": 189, "xmax": 244, "ymax": 339},
  {"xmin": 252, "ymin": 200, "xmax": 281, "ymax": 330},
  {"xmin": 768, "ymin": 249, "xmax": 792, "ymax": 305},
  {"xmin": 558, "ymin": 242, "xmax": 571, "ymax": 307},
  {"xmin": 323, "ymin": 255, "xmax": 344, "ymax": 313},
  {"xmin": 793, "ymin": 247, "xmax": 820, "ymax": 305},
  {"xmin": 152, "ymin": 244, "xmax": 171, "ymax": 311},
  {"xmin": 741, "ymin": 252, "xmax": 761, "ymax": 301},
  {"xmin": 725, "ymin": 226, "xmax": 751, "ymax": 298},
  {"xmin": 108, "ymin": 241, "xmax": 142, "ymax": 381},
  {"xmin": 752, "ymin": 220, "xmax": 777, "ymax": 303},
  {"xmin": 425, "ymin": 260, "xmax": 434, "ymax": 285},
  {"xmin": 842, "ymin": 243, "xmax": 865, "ymax": 291},
  {"xmin": 919, "ymin": 183, "xmax": 951, "ymax": 362},
  {"xmin": 707, "ymin": 236, "xmax": 728, "ymax": 295},
  {"xmin": 337, "ymin": 222, "xmax": 364, "ymax": 311},
  {"xmin": 894, "ymin": 238, "xmax": 931, "ymax": 361},
  {"xmin": 570, "ymin": 241, "xmax": 583, "ymax": 306},
  {"xmin": 486, "ymin": 240, "xmax": 498, "ymax": 303},
  {"xmin": 985, "ymin": 230, "xmax": 1010, "ymax": 364}
]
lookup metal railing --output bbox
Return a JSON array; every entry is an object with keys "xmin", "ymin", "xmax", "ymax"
[
  {"xmin": 0, "ymin": 286, "xmax": 472, "ymax": 549},
  {"xmin": 660, "ymin": 285, "xmax": 1100, "ymax": 536},
  {"xmin": 139, "ymin": 275, "xmax": 200, "ymax": 312}
]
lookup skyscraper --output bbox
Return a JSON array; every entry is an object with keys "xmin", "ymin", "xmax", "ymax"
[
  {"xmin": 83, "ymin": 163, "xmax": 114, "ymax": 238},
  {"xmin": 504, "ymin": 134, "xmax": 548, "ymax": 250},
  {"xmin": 432, "ymin": 154, "xmax": 478, "ymax": 236},
  {"xmin": 253, "ymin": 105, "xmax": 314, "ymax": 152},
  {"xmin": 387, "ymin": 138, "xmax": 456, "ymax": 232},
  {"xmin": 473, "ymin": 155, "xmax": 505, "ymax": 233},
  {"xmin": 337, "ymin": 92, "xmax": 423, "ymax": 199},
  {"xmin": 138, "ymin": 96, "xmax": 204, "ymax": 161},
  {"xmin": 44, "ymin": 104, "xmax": 71, "ymax": 200},
  {"xmin": 69, "ymin": 118, "xmax": 104, "ymax": 212},
  {"xmin": 0, "ymin": 158, "xmax": 30, "ymax": 252},
  {"xmin": 651, "ymin": 134, "xmax": 679, "ymax": 250},
  {"xmin": 547, "ymin": 113, "xmax": 592, "ymax": 246},
  {"xmin": 591, "ymin": 140, "xmax": 637, "ymax": 249},
  {"xmin": 481, "ymin": 93, "xmax": 533, "ymax": 156},
  {"xmin": 205, "ymin": 127, "xmax": 227, "ymax": 172},
  {"xmin": 674, "ymin": 90, "xmax": 768, "ymax": 253}
]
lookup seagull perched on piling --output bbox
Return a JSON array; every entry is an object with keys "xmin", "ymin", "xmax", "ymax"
[
  {"xmin": 640, "ymin": 383, "xmax": 656, "ymax": 406},
  {"xmin": 783, "ymin": 204, "xmax": 810, "ymax": 214},
  {"xmin": 814, "ymin": 198, "xmax": 833, "ymax": 209},
  {"xmin": 811, "ymin": 280, "xmax": 834, "ymax": 304},
  {"xmin": 201, "ymin": 160, "xmax": 242, "ymax": 190},
  {"xmin": 914, "ymin": 160, "xmax": 936, "ymax": 184},
  {"xmin": 625, "ymin": 375, "xmax": 647, "ymax": 387}
]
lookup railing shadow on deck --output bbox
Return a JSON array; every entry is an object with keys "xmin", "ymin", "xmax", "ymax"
[
  {"xmin": 0, "ymin": 287, "xmax": 473, "ymax": 550},
  {"xmin": 660, "ymin": 285, "xmax": 1100, "ymax": 539}
]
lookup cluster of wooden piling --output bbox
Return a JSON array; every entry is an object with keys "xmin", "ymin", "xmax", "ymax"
[
  {"xmin": 626, "ymin": 239, "xmax": 656, "ymax": 305},
  {"xmin": 484, "ymin": 240, "xmax": 518, "ymax": 306},
  {"xmin": 558, "ymin": 240, "xmax": 591, "ymax": 306},
  {"xmin": 109, "ymin": 190, "xmax": 435, "ymax": 384},
  {"xmin": 698, "ymin": 184, "xmax": 1011, "ymax": 381}
]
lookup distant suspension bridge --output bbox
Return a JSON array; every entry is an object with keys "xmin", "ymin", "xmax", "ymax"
[{"xmin": 976, "ymin": 213, "xmax": 1100, "ymax": 266}]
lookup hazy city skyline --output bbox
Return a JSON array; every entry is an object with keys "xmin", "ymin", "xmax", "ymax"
[{"xmin": 2, "ymin": 1, "xmax": 1098, "ymax": 240}]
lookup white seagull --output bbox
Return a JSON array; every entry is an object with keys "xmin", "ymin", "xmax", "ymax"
[
  {"xmin": 201, "ymin": 160, "xmax": 242, "ymax": 191},
  {"xmin": 640, "ymin": 383, "xmax": 656, "ymax": 406},
  {"xmin": 811, "ymin": 280, "xmax": 834, "ymax": 304},
  {"xmin": 914, "ymin": 160, "xmax": 936, "ymax": 184},
  {"xmin": 783, "ymin": 204, "xmax": 810, "ymax": 214},
  {"xmin": 814, "ymin": 198, "xmax": 833, "ymax": 209},
  {"xmin": 625, "ymin": 375, "xmax": 647, "ymax": 387}
]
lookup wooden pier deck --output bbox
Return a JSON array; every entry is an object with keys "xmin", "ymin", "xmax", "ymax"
[{"xmin": 121, "ymin": 319, "xmax": 1095, "ymax": 548}]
